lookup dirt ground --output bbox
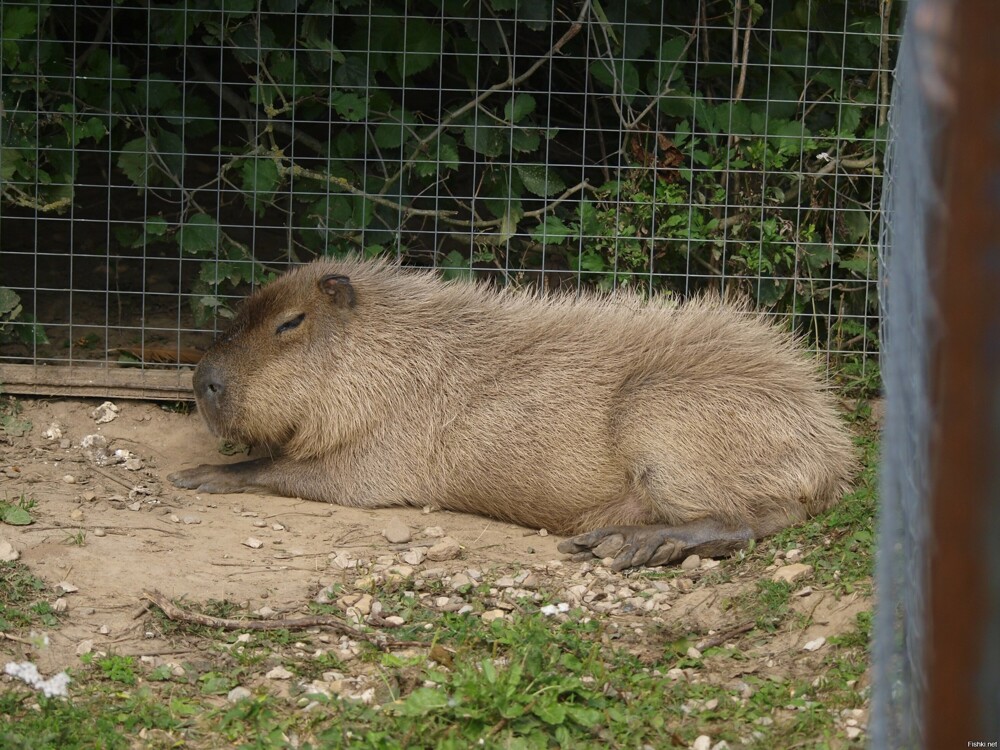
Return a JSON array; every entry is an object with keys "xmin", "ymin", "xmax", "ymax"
[
  {"xmin": 0, "ymin": 398, "xmax": 571, "ymax": 669},
  {"xmin": 0, "ymin": 396, "xmax": 872, "ymax": 725}
]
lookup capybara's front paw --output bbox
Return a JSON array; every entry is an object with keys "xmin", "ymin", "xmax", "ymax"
[{"xmin": 169, "ymin": 464, "xmax": 249, "ymax": 494}]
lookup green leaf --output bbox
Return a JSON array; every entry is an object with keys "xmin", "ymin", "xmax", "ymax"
[
  {"xmin": 566, "ymin": 704, "xmax": 603, "ymax": 726},
  {"xmin": 145, "ymin": 216, "xmax": 169, "ymax": 237},
  {"xmin": 511, "ymin": 129, "xmax": 540, "ymax": 153},
  {"xmin": 504, "ymin": 93, "xmax": 536, "ymax": 124},
  {"xmin": 838, "ymin": 105, "xmax": 863, "ymax": 139},
  {"xmin": 532, "ymin": 698, "xmax": 566, "ymax": 725},
  {"xmin": 0, "ymin": 287, "xmax": 20, "ymax": 316},
  {"xmin": 482, "ymin": 659, "xmax": 497, "ymax": 684},
  {"xmin": 589, "ymin": 59, "xmax": 640, "ymax": 100},
  {"xmin": 240, "ymin": 157, "xmax": 281, "ymax": 214},
  {"xmin": 463, "ymin": 123, "xmax": 504, "ymax": 157},
  {"xmin": 117, "ymin": 138, "xmax": 152, "ymax": 188},
  {"xmin": 75, "ymin": 116, "xmax": 107, "ymax": 145},
  {"xmin": 518, "ymin": 0, "xmax": 551, "ymax": 31},
  {"xmin": 437, "ymin": 136, "xmax": 460, "ymax": 168},
  {"xmin": 1, "ymin": 6, "xmax": 38, "ymax": 41},
  {"xmin": 1, "ymin": 505, "xmax": 32, "ymax": 525},
  {"xmin": 516, "ymin": 164, "xmax": 565, "ymax": 197},
  {"xmin": 16, "ymin": 318, "xmax": 49, "ymax": 347},
  {"xmin": 397, "ymin": 18, "xmax": 442, "ymax": 80},
  {"xmin": 199, "ymin": 672, "xmax": 234, "ymax": 695},
  {"xmin": 392, "ymin": 687, "xmax": 448, "ymax": 716},
  {"xmin": 0, "ymin": 148, "xmax": 25, "ymax": 180},
  {"xmin": 331, "ymin": 92, "xmax": 367, "ymax": 122},
  {"xmin": 531, "ymin": 216, "xmax": 573, "ymax": 243},
  {"xmin": 180, "ymin": 214, "xmax": 218, "ymax": 256},
  {"xmin": 374, "ymin": 122, "xmax": 406, "ymax": 149}
]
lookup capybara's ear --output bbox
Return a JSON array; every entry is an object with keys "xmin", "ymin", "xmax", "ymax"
[{"xmin": 319, "ymin": 274, "xmax": 356, "ymax": 308}]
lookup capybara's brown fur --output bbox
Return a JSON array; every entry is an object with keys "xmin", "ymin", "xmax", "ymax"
[{"xmin": 171, "ymin": 257, "xmax": 856, "ymax": 568}]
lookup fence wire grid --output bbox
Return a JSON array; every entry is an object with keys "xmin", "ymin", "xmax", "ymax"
[{"xmin": 0, "ymin": 0, "xmax": 898, "ymax": 396}]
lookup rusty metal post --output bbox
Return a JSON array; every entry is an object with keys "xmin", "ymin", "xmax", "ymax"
[{"xmin": 926, "ymin": 0, "xmax": 1000, "ymax": 743}]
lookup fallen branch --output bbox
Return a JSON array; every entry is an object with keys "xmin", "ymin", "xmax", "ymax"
[
  {"xmin": 695, "ymin": 621, "xmax": 755, "ymax": 651},
  {"xmin": 0, "ymin": 632, "xmax": 35, "ymax": 646},
  {"xmin": 142, "ymin": 590, "xmax": 423, "ymax": 650}
]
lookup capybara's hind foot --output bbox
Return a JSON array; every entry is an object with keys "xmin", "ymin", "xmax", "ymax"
[{"xmin": 557, "ymin": 518, "xmax": 756, "ymax": 571}]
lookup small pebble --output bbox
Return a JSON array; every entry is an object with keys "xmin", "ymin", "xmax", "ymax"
[
  {"xmin": 253, "ymin": 519, "xmax": 266, "ymax": 527},
  {"xmin": 427, "ymin": 536, "xmax": 461, "ymax": 561},
  {"xmin": 82, "ymin": 491, "xmax": 97, "ymax": 502},
  {"xmin": 271, "ymin": 523, "xmax": 285, "ymax": 531},
  {"xmin": 0, "ymin": 541, "xmax": 20, "ymax": 562},
  {"xmin": 692, "ymin": 736, "xmax": 712, "ymax": 750},
  {"xmin": 401, "ymin": 548, "xmax": 427, "ymax": 565},
  {"xmin": 772, "ymin": 563, "xmax": 813, "ymax": 583},
  {"xmin": 243, "ymin": 537, "xmax": 264, "ymax": 549},
  {"xmin": 62, "ymin": 475, "xmax": 76, "ymax": 484},
  {"xmin": 383, "ymin": 518, "xmax": 412, "ymax": 544},
  {"xmin": 227, "ymin": 686, "xmax": 252, "ymax": 702},
  {"xmin": 70, "ymin": 509, "xmax": 84, "ymax": 521},
  {"xmin": 52, "ymin": 598, "xmax": 69, "ymax": 613},
  {"xmin": 92, "ymin": 528, "xmax": 106, "ymax": 537},
  {"xmin": 182, "ymin": 515, "xmax": 201, "ymax": 525},
  {"xmin": 803, "ymin": 637, "xmax": 826, "ymax": 652},
  {"xmin": 680, "ymin": 555, "xmax": 701, "ymax": 570},
  {"xmin": 481, "ymin": 609, "xmax": 506, "ymax": 623}
]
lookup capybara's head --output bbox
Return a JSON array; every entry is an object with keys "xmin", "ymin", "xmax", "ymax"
[{"xmin": 193, "ymin": 264, "xmax": 357, "ymax": 446}]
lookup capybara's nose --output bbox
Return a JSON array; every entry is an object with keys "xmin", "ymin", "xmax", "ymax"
[{"xmin": 193, "ymin": 362, "xmax": 225, "ymax": 404}]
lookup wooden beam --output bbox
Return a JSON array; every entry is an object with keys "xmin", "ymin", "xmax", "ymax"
[{"xmin": 0, "ymin": 363, "xmax": 194, "ymax": 401}]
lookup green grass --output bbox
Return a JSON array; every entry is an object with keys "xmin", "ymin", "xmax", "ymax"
[{"xmin": 0, "ymin": 561, "xmax": 61, "ymax": 633}]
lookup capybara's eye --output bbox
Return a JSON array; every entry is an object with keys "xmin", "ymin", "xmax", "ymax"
[{"xmin": 276, "ymin": 313, "xmax": 305, "ymax": 334}]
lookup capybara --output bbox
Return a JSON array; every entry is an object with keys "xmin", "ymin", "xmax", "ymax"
[{"xmin": 170, "ymin": 257, "xmax": 856, "ymax": 570}]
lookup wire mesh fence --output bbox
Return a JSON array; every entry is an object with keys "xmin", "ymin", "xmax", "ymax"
[{"xmin": 0, "ymin": 0, "xmax": 899, "ymax": 399}]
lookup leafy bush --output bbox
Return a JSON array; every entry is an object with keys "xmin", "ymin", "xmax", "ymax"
[{"xmin": 0, "ymin": 0, "xmax": 896, "ymax": 355}]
